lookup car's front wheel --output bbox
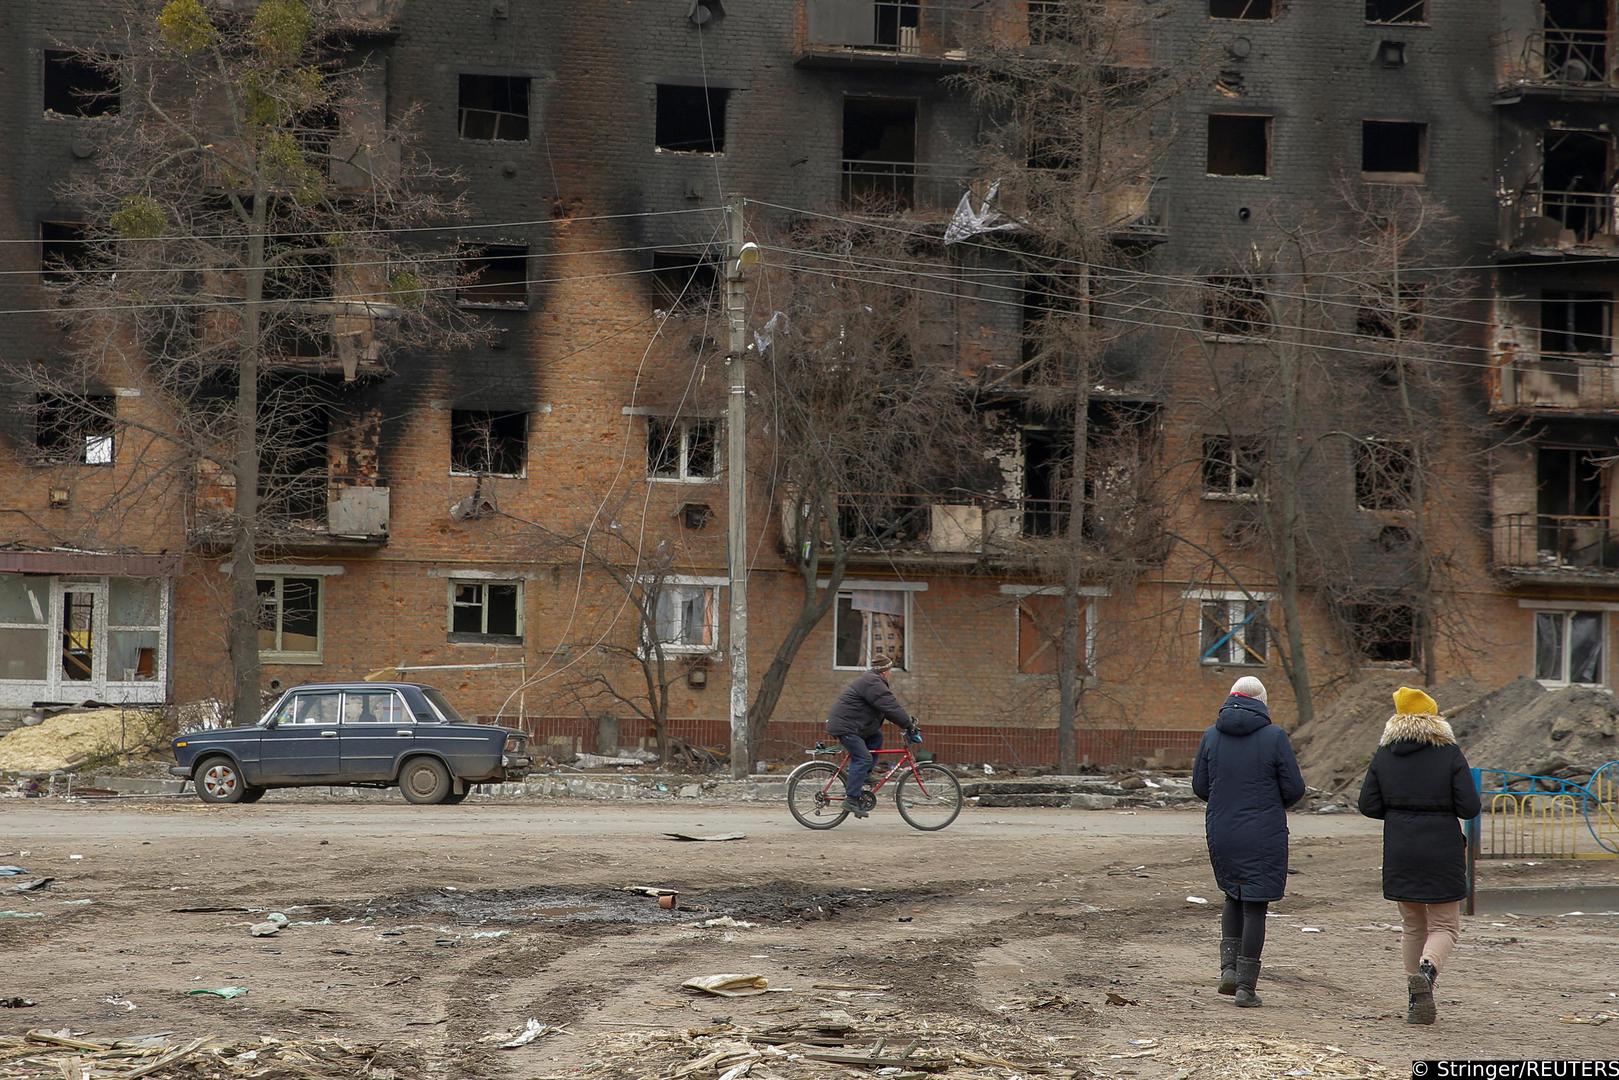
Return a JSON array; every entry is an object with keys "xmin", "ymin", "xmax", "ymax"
[
  {"xmin": 194, "ymin": 756, "xmax": 247, "ymax": 805},
  {"xmin": 239, "ymin": 785, "xmax": 267, "ymax": 804},
  {"xmin": 398, "ymin": 756, "xmax": 452, "ymax": 805}
]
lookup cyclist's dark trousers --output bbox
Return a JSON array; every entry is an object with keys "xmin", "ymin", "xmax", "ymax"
[{"xmin": 839, "ymin": 732, "xmax": 883, "ymax": 799}]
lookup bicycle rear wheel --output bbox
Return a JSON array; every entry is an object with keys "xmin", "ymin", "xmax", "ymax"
[
  {"xmin": 894, "ymin": 762, "xmax": 964, "ymax": 831},
  {"xmin": 787, "ymin": 761, "xmax": 850, "ymax": 830}
]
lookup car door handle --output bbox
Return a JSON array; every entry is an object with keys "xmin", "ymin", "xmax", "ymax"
[
  {"xmin": 396, "ymin": 730, "xmax": 414, "ymax": 737},
  {"xmin": 320, "ymin": 730, "xmax": 337, "ymax": 738}
]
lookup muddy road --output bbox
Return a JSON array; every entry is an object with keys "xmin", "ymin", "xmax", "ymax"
[{"xmin": 1, "ymin": 800, "xmax": 1613, "ymax": 1076}]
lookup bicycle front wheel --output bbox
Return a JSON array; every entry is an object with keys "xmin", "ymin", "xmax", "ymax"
[
  {"xmin": 787, "ymin": 761, "xmax": 850, "ymax": 830},
  {"xmin": 894, "ymin": 763, "xmax": 964, "ymax": 831}
]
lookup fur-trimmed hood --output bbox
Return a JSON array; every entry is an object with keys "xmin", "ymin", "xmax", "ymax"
[{"xmin": 1379, "ymin": 712, "xmax": 1456, "ymax": 752}]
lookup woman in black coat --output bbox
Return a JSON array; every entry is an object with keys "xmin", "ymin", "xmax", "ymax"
[
  {"xmin": 1358, "ymin": 686, "xmax": 1481, "ymax": 1026},
  {"xmin": 1192, "ymin": 676, "xmax": 1307, "ymax": 1009}
]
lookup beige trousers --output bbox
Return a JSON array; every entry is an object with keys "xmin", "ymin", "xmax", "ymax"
[{"xmin": 1397, "ymin": 901, "xmax": 1461, "ymax": 975}]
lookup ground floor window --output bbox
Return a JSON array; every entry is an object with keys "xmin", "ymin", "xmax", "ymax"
[
  {"xmin": 257, "ymin": 576, "xmax": 322, "ymax": 662},
  {"xmin": 1200, "ymin": 597, "xmax": 1268, "ymax": 666},
  {"xmin": 835, "ymin": 589, "xmax": 909, "ymax": 671},
  {"xmin": 449, "ymin": 580, "xmax": 522, "ymax": 644},
  {"xmin": 1016, "ymin": 593, "xmax": 1095, "ymax": 676},
  {"xmin": 0, "ymin": 574, "xmax": 168, "ymax": 695},
  {"xmin": 651, "ymin": 579, "xmax": 720, "ymax": 654},
  {"xmin": 1534, "ymin": 609, "xmax": 1604, "ymax": 686}
]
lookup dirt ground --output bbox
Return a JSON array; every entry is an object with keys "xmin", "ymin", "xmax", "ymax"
[{"xmin": 1, "ymin": 798, "xmax": 1615, "ymax": 1078}]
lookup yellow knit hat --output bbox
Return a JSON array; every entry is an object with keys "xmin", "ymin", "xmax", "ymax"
[{"xmin": 1393, "ymin": 686, "xmax": 1438, "ymax": 716}]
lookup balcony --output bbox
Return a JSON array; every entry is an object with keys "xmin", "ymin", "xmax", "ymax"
[
  {"xmin": 1494, "ymin": 354, "xmax": 1619, "ymax": 413},
  {"xmin": 1498, "ymin": 29, "xmax": 1619, "ymax": 99},
  {"xmin": 1496, "ymin": 513, "xmax": 1619, "ymax": 585},
  {"xmin": 192, "ymin": 471, "xmax": 390, "ymax": 549},
  {"xmin": 995, "ymin": 174, "xmax": 1169, "ymax": 240},
  {"xmin": 800, "ymin": 0, "xmax": 992, "ymax": 69},
  {"xmin": 840, "ymin": 159, "xmax": 978, "ymax": 216},
  {"xmin": 1500, "ymin": 188, "xmax": 1619, "ymax": 255}
]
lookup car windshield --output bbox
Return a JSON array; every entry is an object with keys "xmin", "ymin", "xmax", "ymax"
[{"xmin": 420, "ymin": 687, "xmax": 466, "ymax": 723}]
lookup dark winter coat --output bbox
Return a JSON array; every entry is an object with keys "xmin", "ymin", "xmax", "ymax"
[
  {"xmin": 1192, "ymin": 694, "xmax": 1307, "ymax": 903},
  {"xmin": 1357, "ymin": 713, "xmax": 1482, "ymax": 904},
  {"xmin": 826, "ymin": 671, "xmax": 915, "ymax": 740}
]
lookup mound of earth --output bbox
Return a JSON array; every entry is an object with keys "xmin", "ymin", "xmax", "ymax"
[
  {"xmin": 0, "ymin": 706, "xmax": 165, "ymax": 774},
  {"xmin": 1291, "ymin": 673, "xmax": 1481, "ymax": 792},
  {"xmin": 1447, "ymin": 677, "xmax": 1619, "ymax": 778}
]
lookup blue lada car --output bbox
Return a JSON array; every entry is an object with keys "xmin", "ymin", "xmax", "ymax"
[{"xmin": 170, "ymin": 683, "xmax": 532, "ymax": 805}]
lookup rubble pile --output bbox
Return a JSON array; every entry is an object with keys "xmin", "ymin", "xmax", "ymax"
[
  {"xmin": 0, "ymin": 1030, "xmax": 423, "ymax": 1079},
  {"xmin": 0, "ymin": 708, "xmax": 165, "ymax": 776},
  {"xmin": 965, "ymin": 774, "xmax": 1197, "ymax": 810},
  {"xmin": 1295, "ymin": 673, "xmax": 1618, "ymax": 791}
]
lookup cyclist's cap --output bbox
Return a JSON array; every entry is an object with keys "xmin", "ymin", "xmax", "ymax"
[{"xmin": 870, "ymin": 655, "xmax": 894, "ymax": 673}]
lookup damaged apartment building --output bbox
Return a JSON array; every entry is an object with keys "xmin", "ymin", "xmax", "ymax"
[{"xmin": 0, "ymin": 0, "xmax": 1609, "ymax": 765}]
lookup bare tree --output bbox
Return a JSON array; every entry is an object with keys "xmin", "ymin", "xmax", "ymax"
[{"xmin": 17, "ymin": 0, "xmax": 476, "ymax": 724}]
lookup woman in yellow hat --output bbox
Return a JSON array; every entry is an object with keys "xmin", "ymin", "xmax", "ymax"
[{"xmin": 1357, "ymin": 686, "xmax": 1482, "ymax": 1025}]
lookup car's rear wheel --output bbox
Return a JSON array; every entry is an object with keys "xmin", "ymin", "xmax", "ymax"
[
  {"xmin": 194, "ymin": 756, "xmax": 247, "ymax": 805},
  {"xmin": 441, "ymin": 789, "xmax": 470, "ymax": 805},
  {"xmin": 399, "ymin": 757, "xmax": 452, "ymax": 805}
]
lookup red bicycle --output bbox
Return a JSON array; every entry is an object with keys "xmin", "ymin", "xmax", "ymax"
[{"xmin": 787, "ymin": 742, "xmax": 964, "ymax": 831}]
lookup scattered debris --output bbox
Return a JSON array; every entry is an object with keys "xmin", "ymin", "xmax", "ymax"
[
  {"xmin": 573, "ymin": 751, "xmax": 656, "ymax": 768},
  {"xmin": 682, "ymin": 974, "xmax": 774, "ymax": 998},
  {"xmin": 0, "ymin": 1031, "xmax": 424, "ymax": 1079},
  {"xmin": 1186, "ymin": 896, "xmax": 1209, "ymax": 905},
  {"xmin": 249, "ymin": 922, "xmax": 281, "ymax": 937},
  {"xmin": 186, "ymin": 987, "xmax": 249, "ymax": 1000},
  {"xmin": 0, "ymin": 706, "xmax": 168, "ymax": 774},
  {"xmin": 811, "ymin": 982, "xmax": 891, "ymax": 993},
  {"xmin": 1301, "ymin": 927, "xmax": 1323, "ymax": 934},
  {"xmin": 495, "ymin": 1019, "xmax": 555, "ymax": 1049},
  {"xmin": 1105, "ymin": 992, "xmax": 1141, "ymax": 1007},
  {"xmin": 0, "ymin": 998, "xmax": 36, "ymax": 1008},
  {"xmin": 103, "ymin": 995, "xmax": 136, "ymax": 1011},
  {"xmin": 0, "ymin": 911, "xmax": 43, "ymax": 920},
  {"xmin": 699, "ymin": 916, "xmax": 758, "ymax": 930},
  {"xmin": 8, "ymin": 878, "xmax": 52, "ymax": 893},
  {"xmin": 665, "ymin": 832, "xmax": 747, "ymax": 843},
  {"xmin": 0, "ymin": 867, "xmax": 27, "ymax": 877},
  {"xmin": 1560, "ymin": 1011, "xmax": 1617, "ymax": 1025}
]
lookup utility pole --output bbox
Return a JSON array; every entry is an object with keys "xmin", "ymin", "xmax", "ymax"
[{"xmin": 725, "ymin": 193, "xmax": 751, "ymax": 778}]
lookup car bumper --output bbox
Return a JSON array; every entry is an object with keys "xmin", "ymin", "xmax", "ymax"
[
  {"xmin": 502, "ymin": 754, "xmax": 532, "ymax": 779},
  {"xmin": 168, "ymin": 765, "xmax": 191, "ymax": 779}
]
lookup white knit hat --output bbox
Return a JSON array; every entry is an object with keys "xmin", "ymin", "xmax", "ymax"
[{"xmin": 1230, "ymin": 675, "xmax": 1268, "ymax": 704}]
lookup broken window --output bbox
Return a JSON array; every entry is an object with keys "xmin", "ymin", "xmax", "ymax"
[
  {"xmin": 43, "ymin": 50, "xmax": 119, "ymax": 118},
  {"xmin": 256, "ymin": 576, "xmax": 322, "ymax": 660},
  {"xmin": 843, "ymin": 97, "xmax": 918, "ymax": 210},
  {"xmin": 652, "ymin": 580, "xmax": 719, "ymax": 653},
  {"xmin": 1365, "ymin": 0, "xmax": 1425, "ymax": 23},
  {"xmin": 1347, "ymin": 603, "xmax": 1419, "ymax": 664},
  {"xmin": 1206, "ymin": 114, "xmax": 1271, "ymax": 177},
  {"xmin": 264, "ymin": 235, "xmax": 334, "ymax": 357},
  {"xmin": 647, "ymin": 416, "xmax": 718, "ymax": 481},
  {"xmin": 1202, "ymin": 435, "xmax": 1264, "ymax": 497},
  {"xmin": 874, "ymin": 1, "xmax": 922, "ymax": 50},
  {"xmin": 1535, "ymin": 609, "xmax": 1605, "ymax": 685},
  {"xmin": 34, "ymin": 394, "xmax": 115, "ymax": 465},
  {"xmin": 459, "ymin": 245, "xmax": 529, "ymax": 308},
  {"xmin": 1542, "ymin": 0, "xmax": 1609, "ymax": 84},
  {"xmin": 1016, "ymin": 594, "xmax": 1094, "ymax": 676},
  {"xmin": 1355, "ymin": 439, "xmax": 1415, "ymax": 511},
  {"xmin": 1540, "ymin": 290, "xmax": 1611, "ymax": 356},
  {"xmin": 1202, "ymin": 276, "xmax": 1270, "ymax": 337},
  {"xmin": 257, "ymin": 380, "xmax": 330, "ymax": 524},
  {"xmin": 458, "ymin": 74, "xmax": 530, "ymax": 141},
  {"xmin": 1361, "ymin": 120, "xmax": 1427, "ymax": 181},
  {"xmin": 1356, "ymin": 282, "xmax": 1426, "ymax": 339},
  {"xmin": 1028, "ymin": 1, "xmax": 1073, "ymax": 44},
  {"xmin": 1539, "ymin": 130, "xmax": 1613, "ymax": 242},
  {"xmin": 1209, "ymin": 0, "xmax": 1274, "ymax": 18},
  {"xmin": 835, "ymin": 589, "xmax": 909, "ymax": 670},
  {"xmin": 1535, "ymin": 446, "xmax": 1610, "ymax": 562},
  {"xmin": 654, "ymin": 85, "xmax": 728, "ymax": 154},
  {"xmin": 1021, "ymin": 427, "xmax": 1070, "ymax": 536},
  {"xmin": 449, "ymin": 580, "xmax": 522, "ymax": 643},
  {"xmin": 1200, "ymin": 598, "xmax": 1268, "ymax": 666},
  {"xmin": 649, "ymin": 251, "xmax": 720, "ymax": 314},
  {"xmin": 451, "ymin": 409, "xmax": 528, "ymax": 476},
  {"xmin": 39, "ymin": 222, "xmax": 94, "ymax": 286}
]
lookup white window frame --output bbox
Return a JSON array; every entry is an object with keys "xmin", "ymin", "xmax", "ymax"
[
  {"xmin": 645, "ymin": 575, "xmax": 724, "ymax": 656},
  {"xmin": 1201, "ymin": 434, "xmax": 1265, "ymax": 501},
  {"xmin": 1003, "ymin": 584, "xmax": 1104, "ymax": 678},
  {"xmin": 1531, "ymin": 608, "xmax": 1606, "ymax": 688},
  {"xmin": 447, "ymin": 578, "xmax": 524, "ymax": 643},
  {"xmin": 1187, "ymin": 588, "xmax": 1271, "ymax": 668},
  {"xmin": 646, "ymin": 416, "xmax": 719, "ymax": 483},
  {"xmin": 832, "ymin": 587, "xmax": 914, "ymax": 672},
  {"xmin": 106, "ymin": 577, "xmax": 167, "ymax": 686},
  {"xmin": 257, "ymin": 574, "xmax": 324, "ymax": 664}
]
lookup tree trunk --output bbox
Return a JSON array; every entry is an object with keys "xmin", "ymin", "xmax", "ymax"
[
  {"xmin": 1057, "ymin": 338, "xmax": 1091, "ymax": 774},
  {"xmin": 1276, "ymin": 338, "xmax": 1314, "ymax": 729},
  {"xmin": 228, "ymin": 193, "xmax": 268, "ymax": 727}
]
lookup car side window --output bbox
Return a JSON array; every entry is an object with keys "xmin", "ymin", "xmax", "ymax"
[
  {"xmin": 289, "ymin": 692, "xmax": 340, "ymax": 725},
  {"xmin": 343, "ymin": 690, "xmax": 407, "ymax": 725}
]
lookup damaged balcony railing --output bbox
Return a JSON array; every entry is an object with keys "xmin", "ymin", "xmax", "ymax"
[
  {"xmin": 1503, "ymin": 187, "xmax": 1619, "ymax": 251},
  {"xmin": 1495, "ymin": 354, "xmax": 1619, "ymax": 412},
  {"xmin": 802, "ymin": 0, "xmax": 992, "ymax": 61},
  {"xmin": 840, "ymin": 160, "xmax": 977, "ymax": 214},
  {"xmin": 833, "ymin": 491, "xmax": 1146, "ymax": 555},
  {"xmin": 193, "ymin": 472, "xmax": 390, "ymax": 544},
  {"xmin": 1502, "ymin": 29, "xmax": 1617, "ymax": 91},
  {"xmin": 1495, "ymin": 513, "xmax": 1619, "ymax": 576}
]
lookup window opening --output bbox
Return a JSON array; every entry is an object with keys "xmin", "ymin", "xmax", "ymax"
[
  {"xmin": 451, "ymin": 409, "xmax": 528, "ymax": 476},
  {"xmin": 35, "ymin": 395, "xmax": 115, "ymax": 465},
  {"xmin": 649, "ymin": 251, "xmax": 720, "ymax": 314},
  {"xmin": 1202, "ymin": 275, "xmax": 1270, "ymax": 336},
  {"xmin": 1356, "ymin": 282, "xmax": 1426, "ymax": 339},
  {"xmin": 458, "ymin": 74, "xmax": 530, "ymax": 141},
  {"xmin": 1539, "ymin": 130, "xmax": 1613, "ymax": 243},
  {"xmin": 1022, "ymin": 427, "xmax": 1069, "ymax": 536},
  {"xmin": 654, "ymin": 84, "xmax": 729, "ymax": 154},
  {"xmin": 459, "ymin": 245, "xmax": 528, "ymax": 308},
  {"xmin": 874, "ymin": 1, "xmax": 921, "ymax": 51},
  {"xmin": 1202, "ymin": 435, "xmax": 1264, "ymax": 497},
  {"xmin": 1541, "ymin": 290, "xmax": 1611, "ymax": 356},
  {"xmin": 108, "ymin": 578, "xmax": 162, "ymax": 682},
  {"xmin": 653, "ymin": 582, "xmax": 719, "ymax": 652},
  {"xmin": 835, "ymin": 589, "xmax": 909, "ymax": 670},
  {"xmin": 256, "ymin": 576, "xmax": 322, "ymax": 659},
  {"xmin": 0, "ymin": 577, "xmax": 50, "ymax": 682},
  {"xmin": 1535, "ymin": 609, "xmax": 1605, "ymax": 685},
  {"xmin": 450, "ymin": 581, "xmax": 521, "ymax": 643},
  {"xmin": 1365, "ymin": 0, "xmax": 1425, "ymax": 24},
  {"xmin": 40, "ymin": 222, "xmax": 93, "ymax": 286},
  {"xmin": 1209, "ymin": 0, "xmax": 1274, "ymax": 18},
  {"xmin": 43, "ymin": 51, "xmax": 120, "ymax": 118},
  {"xmin": 1355, "ymin": 438, "xmax": 1415, "ymax": 511},
  {"xmin": 1361, "ymin": 120, "xmax": 1427, "ymax": 181},
  {"xmin": 1542, "ymin": 0, "xmax": 1610, "ymax": 84},
  {"xmin": 1347, "ymin": 603, "xmax": 1419, "ymax": 663},
  {"xmin": 647, "ymin": 416, "xmax": 718, "ymax": 481},
  {"xmin": 842, "ymin": 97, "xmax": 918, "ymax": 210},
  {"xmin": 1535, "ymin": 446, "xmax": 1611, "ymax": 562},
  {"xmin": 1200, "ymin": 598, "xmax": 1268, "ymax": 665},
  {"xmin": 1206, "ymin": 114, "xmax": 1271, "ymax": 177}
]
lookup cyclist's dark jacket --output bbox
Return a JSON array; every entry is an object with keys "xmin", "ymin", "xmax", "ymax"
[{"xmin": 826, "ymin": 671, "xmax": 915, "ymax": 740}]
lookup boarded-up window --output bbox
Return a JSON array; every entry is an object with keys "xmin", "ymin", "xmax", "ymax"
[{"xmin": 1016, "ymin": 594, "xmax": 1093, "ymax": 676}]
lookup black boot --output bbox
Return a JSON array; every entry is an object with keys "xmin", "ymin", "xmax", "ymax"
[
  {"xmin": 1407, "ymin": 961, "xmax": 1437, "ymax": 1025},
  {"xmin": 1234, "ymin": 957, "xmax": 1262, "ymax": 1008},
  {"xmin": 1218, "ymin": 937, "xmax": 1240, "ymax": 996}
]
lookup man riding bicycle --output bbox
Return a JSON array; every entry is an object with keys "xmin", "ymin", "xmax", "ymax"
[{"xmin": 826, "ymin": 655, "xmax": 922, "ymax": 818}]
